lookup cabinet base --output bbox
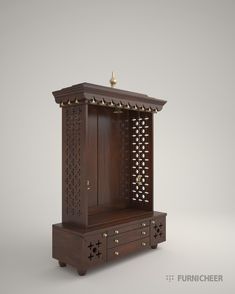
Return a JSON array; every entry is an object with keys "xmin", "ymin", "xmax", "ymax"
[{"xmin": 52, "ymin": 211, "xmax": 166, "ymax": 275}]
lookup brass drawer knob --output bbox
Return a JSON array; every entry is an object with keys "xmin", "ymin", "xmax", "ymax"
[
  {"xmin": 141, "ymin": 223, "xmax": 146, "ymax": 227},
  {"xmin": 115, "ymin": 230, "xmax": 119, "ymax": 234},
  {"xmin": 141, "ymin": 231, "xmax": 146, "ymax": 235},
  {"xmin": 151, "ymin": 220, "xmax": 156, "ymax": 224},
  {"xmin": 142, "ymin": 242, "xmax": 146, "ymax": 246},
  {"xmin": 114, "ymin": 239, "xmax": 119, "ymax": 243},
  {"xmin": 114, "ymin": 251, "xmax": 119, "ymax": 256},
  {"xmin": 103, "ymin": 233, "xmax": 108, "ymax": 238}
]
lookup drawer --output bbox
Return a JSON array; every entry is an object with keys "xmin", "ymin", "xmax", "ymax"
[
  {"xmin": 108, "ymin": 237, "xmax": 150, "ymax": 260},
  {"xmin": 137, "ymin": 220, "xmax": 149, "ymax": 229},
  {"xmin": 107, "ymin": 223, "xmax": 139, "ymax": 236},
  {"xmin": 108, "ymin": 227, "xmax": 149, "ymax": 248},
  {"xmin": 107, "ymin": 220, "xmax": 150, "ymax": 236}
]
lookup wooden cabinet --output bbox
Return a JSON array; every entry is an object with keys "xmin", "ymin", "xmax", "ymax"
[{"xmin": 52, "ymin": 82, "xmax": 167, "ymax": 275}]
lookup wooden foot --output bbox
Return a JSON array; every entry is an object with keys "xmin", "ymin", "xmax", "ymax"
[
  {"xmin": 77, "ymin": 270, "xmax": 87, "ymax": 276},
  {"xmin": 58, "ymin": 261, "xmax": 66, "ymax": 267},
  {"xmin": 151, "ymin": 244, "xmax": 158, "ymax": 249}
]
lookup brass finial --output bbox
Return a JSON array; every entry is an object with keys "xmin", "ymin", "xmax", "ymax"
[{"xmin": 110, "ymin": 71, "xmax": 117, "ymax": 88}]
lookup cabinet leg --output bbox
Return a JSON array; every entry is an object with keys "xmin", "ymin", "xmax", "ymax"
[
  {"xmin": 151, "ymin": 244, "xmax": 158, "ymax": 249},
  {"xmin": 77, "ymin": 269, "xmax": 87, "ymax": 276},
  {"xmin": 58, "ymin": 261, "xmax": 66, "ymax": 267}
]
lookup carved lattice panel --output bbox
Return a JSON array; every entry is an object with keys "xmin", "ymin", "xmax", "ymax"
[
  {"xmin": 63, "ymin": 105, "xmax": 82, "ymax": 217},
  {"xmin": 119, "ymin": 112, "xmax": 131, "ymax": 202},
  {"xmin": 130, "ymin": 112, "xmax": 152, "ymax": 208},
  {"xmin": 150, "ymin": 217, "xmax": 166, "ymax": 245},
  {"xmin": 85, "ymin": 234, "xmax": 106, "ymax": 266}
]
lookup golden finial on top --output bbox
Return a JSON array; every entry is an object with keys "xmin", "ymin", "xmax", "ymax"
[{"xmin": 109, "ymin": 71, "xmax": 117, "ymax": 88}]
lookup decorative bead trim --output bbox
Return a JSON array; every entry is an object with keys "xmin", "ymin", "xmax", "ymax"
[{"xmin": 60, "ymin": 97, "xmax": 158, "ymax": 113}]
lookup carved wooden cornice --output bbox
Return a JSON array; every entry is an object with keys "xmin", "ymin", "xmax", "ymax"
[{"xmin": 53, "ymin": 83, "xmax": 167, "ymax": 113}]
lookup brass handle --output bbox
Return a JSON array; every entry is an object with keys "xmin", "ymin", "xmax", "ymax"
[
  {"xmin": 114, "ymin": 251, "xmax": 119, "ymax": 256},
  {"xmin": 87, "ymin": 180, "xmax": 91, "ymax": 191},
  {"xmin": 114, "ymin": 239, "xmax": 119, "ymax": 243},
  {"xmin": 141, "ymin": 223, "xmax": 146, "ymax": 227},
  {"xmin": 103, "ymin": 233, "xmax": 108, "ymax": 238},
  {"xmin": 142, "ymin": 242, "xmax": 146, "ymax": 246},
  {"xmin": 115, "ymin": 230, "xmax": 119, "ymax": 234},
  {"xmin": 141, "ymin": 231, "xmax": 146, "ymax": 235}
]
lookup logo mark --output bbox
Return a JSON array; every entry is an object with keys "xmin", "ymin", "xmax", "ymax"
[{"xmin": 166, "ymin": 275, "xmax": 174, "ymax": 282}]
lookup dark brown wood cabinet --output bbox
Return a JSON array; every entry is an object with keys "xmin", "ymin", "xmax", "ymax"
[{"xmin": 52, "ymin": 82, "xmax": 167, "ymax": 276}]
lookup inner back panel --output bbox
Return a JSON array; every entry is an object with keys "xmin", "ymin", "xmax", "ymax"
[{"xmin": 87, "ymin": 106, "xmax": 130, "ymax": 215}]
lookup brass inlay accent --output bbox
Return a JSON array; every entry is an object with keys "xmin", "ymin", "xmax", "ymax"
[
  {"xmin": 136, "ymin": 175, "xmax": 142, "ymax": 185},
  {"xmin": 113, "ymin": 107, "xmax": 123, "ymax": 114},
  {"xmin": 86, "ymin": 180, "xmax": 91, "ymax": 190}
]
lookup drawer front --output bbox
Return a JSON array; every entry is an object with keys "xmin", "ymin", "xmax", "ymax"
[
  {"xmin": 107, "ymin": 223, "xmax": 139, "ymax": 236},
  {"xmin": 108, "ymin": 237, "xmax": 150, "ymax": 260},
  {"xmin": 137, "ymin": 220, "xmax": 150, "ymax": 229},
  {"xmin": 108, "ymin": 227, "xmax": 149, "ymax": 248},
  {"xmin": 107, "ymin": 220, "xmax": 150, "ymax": 237}
]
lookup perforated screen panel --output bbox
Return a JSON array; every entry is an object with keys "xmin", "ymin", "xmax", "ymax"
[
  {"xmin": 63, "ymin": 105, "xmax": 82, "ymax": 217},
  {"xmin": 130, "ymin": 112, "xmax": 153, "ymax": 209}
]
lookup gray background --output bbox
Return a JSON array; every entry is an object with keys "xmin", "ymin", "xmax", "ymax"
[{"xmin": 0, "ymin": 0, "xmax": 234, "ymax": 293}]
